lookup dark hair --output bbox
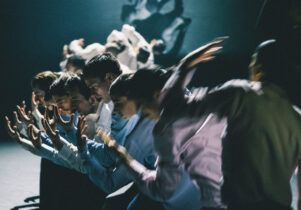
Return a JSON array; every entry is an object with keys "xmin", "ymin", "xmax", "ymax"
[
  {"xmin": 83, "ymin": 53, "xmax": 122, "ymax": 80},
  {"xmin": 66, "ymin": 74, "xmax": 91, "ymax": 100},
  {"xmin": 49, "ymin": 72, "xmax": 91, "ymax": 100},
  {"xmin": 255, "ymin": 39, "xmax": 301, "ymax": 106},
  {"xmin": 110, "ymin": 67, "xmax": 171, "ymax": 104},
  {"xmin": 31, "ymin": 71, "xmax": 58, "ymax": 92},
  {"xmin": 66, "ymin": 55, "xmax": 86, "ymax": 70},
  {"xmin": 48, "ymin": 72, "xmax": 72, "ymax": 98}
]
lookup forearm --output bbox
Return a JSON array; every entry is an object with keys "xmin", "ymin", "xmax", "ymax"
[
  {"xmin": 31, "ymin": 108, "xmax": 45, "ymax": 132},
  {"xmin": 86, "ymin": 139, "xmax": 116, "ymax": 167},
  {"xmin": 79, "ymin": 145, "xmax": 131, "ymax": 193},
  {"xmin": 125, "ymin": 159, "xmax": 183, "ymax": 201},
  {"xmin": 58, "ymin": 139, "xmax": 86, "ymax": 173},
  {"xmin": 18, "ymin": 137, "xmax": 73, "ymax": 169}
]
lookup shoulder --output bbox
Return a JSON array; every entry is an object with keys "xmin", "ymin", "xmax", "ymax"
[{"xmin": 209, "ymin": 79, "xmax": 263, "ymax": 97}]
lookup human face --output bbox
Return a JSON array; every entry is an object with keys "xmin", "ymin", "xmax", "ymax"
[
  {"xmin": 52, "ymin": 95, "xmax": 72, "ymax": 116},
  {"xmin": 85, "ymin": 77, "xmax": 111, "ymax": 103},
  {"xmin": 141, "ymin": 92, "xmax": 161, "ymax": 120},
  {"xmin": 32, "ymin": 87, "xmax": 46, "ymax": 106},
  {"xmin": 112, "ymin": 96, "xmax": 138, "ymax": 120},
  {"xmin": 141, "ymin": 103, "xmax": 160, "ymax": 120},
  {"xmin": 70, "ymin": 90, "xmax": 94, "ymax": 115}
]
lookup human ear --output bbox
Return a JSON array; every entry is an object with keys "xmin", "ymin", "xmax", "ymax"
[{"xmin": 105, "ymin": 73, "xmax": 116, "ymax": 83}]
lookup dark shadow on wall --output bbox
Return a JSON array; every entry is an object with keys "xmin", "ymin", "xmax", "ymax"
[{"xmin": 0, "ymin": 0, "xmax": 264, "ymax": 140}]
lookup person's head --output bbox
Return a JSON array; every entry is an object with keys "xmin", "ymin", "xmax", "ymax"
[
  {"xmin": 83, "ymin": 53, "xmax": 122, "ymax": 103},
  {"xmin": 31, "ymin": 71, "xmax": 58, "ymax": 106},
  {"xmin": 65, "ymin": 74, "xmax": 95, "ymax": 115},
  {"xmin": 151, "ymin": 39, "xmax": 166, "ymax": 56},
  {"xmin": 110, "ymin": 73, "xmax": 138, "ymax": 119},
  {"xmin": 48, "ymin": 73, "xmax": 74, "ymax": 115},
  {"xmin": 110, "ymin": 68, "xmax": 170, "ymax": 120},
  {"xmin": 249, "ymin": 39, "xmax": 301, "ymax": 107},
  {"xmin": 66, "ymin": 55, "xmax": 86, "ymax": 74},
  {"xmin": 249, "ymin": 39, "xmax": 285, "ymax": 83}
]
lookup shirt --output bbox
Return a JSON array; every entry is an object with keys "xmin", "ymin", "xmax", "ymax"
[
  {"xmin": 185, "ymin": 79, "xmax": 301, "ymax": 206},
  {"xmin": 78, "ymin": 115, "xmax": 157, "ymax": 193}
]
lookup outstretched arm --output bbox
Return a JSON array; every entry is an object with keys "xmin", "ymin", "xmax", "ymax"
[
  {"xmin": 97, "ymin": 129, "xmax": 184, "ymax": 201},
  {"xmin": 159, "ymin": 37, "xmax": 227, "ymax": 109}
]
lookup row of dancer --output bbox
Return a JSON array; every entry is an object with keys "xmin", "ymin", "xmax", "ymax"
[{"xmin": 5, "ymin": 37, "xmax": 301, "ymax": 210}]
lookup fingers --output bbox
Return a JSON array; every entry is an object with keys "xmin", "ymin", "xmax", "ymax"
[
  {"xmin": 37, "ymin": 130, "xmax": 41, "ymax": 141},
  {"xmin": 31, "ymin": 92, "xmax": 36, "ymax": 105},
  {"xmin": 27, "ymin": 124, "xmax": 33, "ymax": 139},
  {"xmin": 79, "ymin": 117, "xmax": 86, "ymax": 135},
  {"xmin": 13, "ymin": 126, "xmax": 22, "ymax": 141},
  {"xmin": 5, "ymin": 116, "xmax": 15, "ymax": 134},
  {"xmin": 181, "ymin": 37, "xmax": 228, "ymax": 66},
  {"xmin": 54, "ymin": 130, "xmax": 60, "ymax": 139},
  {"xmin": 69, "ymin": 114, "xmax": 74, "ymax": 125},
  {"xmin": 53, "ymin": 106, "xmax": 60, "ymax": 122},
  {"xmin": 13, "ymin": 111, "xmax": 22, "ymax": 124},
  {"xmin": 16, "ymin": 105, "xmax": 31, "ymax": 122},
  {"xmin": 81, "ymin": 125, "xmax": 87, "ymax": 136},
  {"xmin": 77, "ymin": 116, "xmax": 86, "ymax": 132},
  {"xmin": 42, "ymin": 118, "xmax": 56, "ymax": 137},
  {"xmin": 97, "ymin": 129, "xmax": 112, "ymax": 145},
  {"xmin": 16, "ymin": 106, "xmax": 25, "ymax": 120},
  {"xmin": 78, "ymin": 134, "xmax": 87, "ymax": 147},
  {"xmin": 22, "ymin": 100, "xmax": 26, "ymax": 110},
  {"xmin": 53, "ymin": 106, "xmax": 67, "ymax": 125},
  {"xmin": 27, "ymin": 124, "xmax": 40, "ymax": 141}
]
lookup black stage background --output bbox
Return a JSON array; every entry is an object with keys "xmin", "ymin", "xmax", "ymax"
[{"xmin": 0, "ymin": 0, "xmax": 266, "ymax": 140}]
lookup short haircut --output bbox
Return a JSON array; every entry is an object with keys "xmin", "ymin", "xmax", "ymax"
[
  {"xmin": 49, "ymin": 72, "xmax": 90, "ymax": 99},
  {"xmin": 255, "ymin": 40, "xmax": 284, "ymax": 80},
  {"xmin": 66, "ymin": 74, "xmax": 91, "ymax": 100},
  {"xmin": 254, "ymin": 39, "xmax": 301, "ymax": 107},
  {"xmin": 31, "ymin": 71, "xmax": 58, "ymax": 92},
  {"xmin": 110, "ymin": 67, "xmax": 171, "ymax": 104},
  {"xmin": 83, "ymin": 53, "xmax": 122, "ymax": 80},
  {"xmin": 66, "ymin": 55, "xmax": 86, "ymax": 70}
]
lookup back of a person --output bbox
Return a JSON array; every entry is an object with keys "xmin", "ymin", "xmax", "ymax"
[{"xmin": 222, "ymin": 82, "xmax": 301, "ymax": 207}]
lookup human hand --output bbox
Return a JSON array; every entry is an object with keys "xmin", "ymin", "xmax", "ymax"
[
  {"xmin": 97, "ymin": 129, "xmax": 133, "ymax": 165},
  {"xmin": 5, "ymin": 116, "xmax": 22, "ymax": 144},
  {"xmin": 53, "ymin": 105, "xmax": 75, "ymax": 133},
  {"xmin": 13, "ymin": 111, "xmax": 24, "ymax": 131},
  {"xmin": 76, "ymin": 116, "xmax": 87, "ymax": 147},
  {"xmin": 27, "ymin": 124, "xmax": 42, "ymax": 149},
  {"xmin": 43, "ymin": 106, "xmax": 56, "ymax": 131},
  {"xmin": 41, "ymin": 118, "xmax": 63, "ymax": 150},
  {"xmin": 31, "ymin": 92, "xmax": 40, "ymax": 111},
  {"xmin": 178, "ymin": 37, "xmax": 228, "ymax": 70},
  {"xmin": 16, "ymin": 101, "xmax": 34, "ymax": 125}
]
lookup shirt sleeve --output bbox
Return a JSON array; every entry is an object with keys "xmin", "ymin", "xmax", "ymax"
[
  {"xmin": 125, "ymin": 158, "xmax": 184, "ymax": 201},
  {"xmin": 78, "ymin": 145, "xmax": 132, "ymax": 194},
  {"xmin": 183, "ymin": 80, "xmax": 247, "ymax": 119}
]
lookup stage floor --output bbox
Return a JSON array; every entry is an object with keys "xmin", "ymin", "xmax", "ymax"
[
  {"xmin": 0, "ymin": 140, "xmax": 298, "ymax": 210},
  {"xmin": 0, "ymin": 141, "xmax": 40, "ymax": 210}
]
